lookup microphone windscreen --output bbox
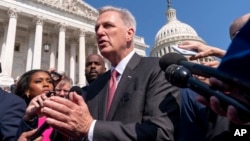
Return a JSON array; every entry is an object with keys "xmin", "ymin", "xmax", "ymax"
[
  {"xmin": 159, "ymin": 53, "xmax": 187, "ymax": 71},
  {"xmin": 69, "ymin": 86, "xmax": 83, "ymax": 95}
]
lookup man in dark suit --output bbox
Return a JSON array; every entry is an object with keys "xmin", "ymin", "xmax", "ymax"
[
  {"xmin": 82, "ymin": 53, "xmax": 106, "ymax": 93},
  {"xmin": 0, "ymin": 88, "xmax": 26, "ymax": 141},
  {"xmin": 41, "ymin": 5, "xmax": 180, "ymax": 141}
]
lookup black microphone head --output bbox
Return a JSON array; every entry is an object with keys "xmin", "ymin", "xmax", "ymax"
[
  {"xmin": 159, "ymin": 53, "xmax": 187, "ymax": 71},
  {"xmin": 165, "ymin": 64, "xmax": 191, "ymax": 88},
  {"xmin": 69, "ymin": 86, "xmax": 83, "ymax": 95}
]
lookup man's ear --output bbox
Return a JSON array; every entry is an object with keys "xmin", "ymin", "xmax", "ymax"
[{"xmin": 126, "ymin": 27, "xmax": 135, "ymax": 41}]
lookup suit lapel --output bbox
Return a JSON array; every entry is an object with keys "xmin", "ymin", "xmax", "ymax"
[
  {"xmin": 86, "ymin": 71, "xmax": 110, "ymax": 120},
  {"xmin": 98, "ymin": 75, "xmax": 109, "ymax": 120},
  {"xmin": 107, "ymin": 54, "xmax": 142, "ymax": 120}
]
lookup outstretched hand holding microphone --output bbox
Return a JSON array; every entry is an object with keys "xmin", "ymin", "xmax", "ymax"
[{"xmin": 159, "ymin": 52, "xmax": 250, "ymax": 125}]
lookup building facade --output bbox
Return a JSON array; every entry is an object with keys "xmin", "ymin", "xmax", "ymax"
[{"xmin": 0, "ymin": 0, "xmax": 148, "ymax": 87}]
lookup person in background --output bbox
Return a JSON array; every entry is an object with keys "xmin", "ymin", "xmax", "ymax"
[
  {"xmin": 40, "ymin": 5, "xmax": 180, "ymax": 141},
  {"xmin": 15, "ymin": 69, "xmax": 55, "ymax": 140},
  {"xmin": 15, "ymin": 69, "xmax": 54, "ymax": 104},
  {"xmin": 198, "ymin": 13, "xmax": 250, "ymax": 125},
  {"xmin": 82, "ymin": 53, "xmax": 106, "ymax": 92},
  {"xmin": 54, "ymin": 76, "xmax": 72, "ymax": 98},
  {"xmin": 177, "ymin": 13, "xmax": 250, "ymax": 141},
  {"xmin": 0, "ymin": 62, "xmax": 26, "ymax": 141},
  {"xmin": 0, "ymin": 87, "xmax": 26, "ymax": 141},
  {"xmin": 10, "ymin": 76, "xmax": 19, "ymax": 94},
  {"xmin": 229, "ymin": 13, "xmax": 250, "ymax": 40}
]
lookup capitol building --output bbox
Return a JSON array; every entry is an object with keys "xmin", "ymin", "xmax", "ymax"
[
  {"xmin": 150, "ymin": 1, "xmax": 215, "ymax": 64},
  {"xmin": 0, "ymin": 0, "xmax": 216, "ymax": 88},
  {"xmin": 0, "ymin": 0, "xmax": 149, "ymax": 87}
]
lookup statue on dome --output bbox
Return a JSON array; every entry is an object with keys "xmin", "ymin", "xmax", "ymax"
[{"xmin": 167, "ymin": 0, "xmax": 172, "ymax": 8}]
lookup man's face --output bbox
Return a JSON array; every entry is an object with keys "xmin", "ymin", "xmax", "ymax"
[
  {"xmin": 55, "ymin": 82, "xmax": 71, "ymax": 98},
  {"xmin": 95, "ymin": 11, "xmax": 129, "ymax": 58},
  {"xmin": 85, "ymin": 55, "xmax": 106, "ymax": 83}
]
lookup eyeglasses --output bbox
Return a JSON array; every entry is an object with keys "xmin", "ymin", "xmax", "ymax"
[{"xmin": 55, "ymin": 89, "xmax": 70, "ymax": 94}]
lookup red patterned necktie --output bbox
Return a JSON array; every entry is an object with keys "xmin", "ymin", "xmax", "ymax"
[{"xmin": 106, "ymin": 70, "xmax": 118, "ymax": 116}]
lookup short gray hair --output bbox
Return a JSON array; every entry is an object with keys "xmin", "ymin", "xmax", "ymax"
[{"xmin": 98, "ymin": 6, "xmax": 137, "ymax": 33}]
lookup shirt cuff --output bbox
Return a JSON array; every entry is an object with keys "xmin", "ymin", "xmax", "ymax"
[{"xmin": 87, "ymin": 120, "xmax": 96, "ymax": 141}]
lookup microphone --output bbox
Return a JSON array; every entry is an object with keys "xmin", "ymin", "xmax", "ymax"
[
  {"xmin": 28, "ymin": 121, "xmax": 49, "ymax": 141},
  {"xmin": 69, "ymin": 86, "xmax": 83, "ymax": 95},
  {"xmin": 165, "ymin": 64, "xmax": 250, "ymax": 120},
  {"xmin": 67, "ymin": 86, "xmax": 83, "ymax": 99},
  {"xmin": 159, "ymin": 52, "xmax": 250, "ymax": 90}
]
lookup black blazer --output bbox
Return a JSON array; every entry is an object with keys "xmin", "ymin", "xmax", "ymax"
[
  {"xmin": 0, "ymin": 89, "xmax": 26, "ymax": 141},
  {"xmin": 86, "ymin": 53, "xmax": 180, "ymax": 141}
]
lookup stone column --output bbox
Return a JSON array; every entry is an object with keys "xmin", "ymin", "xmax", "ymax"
[
  {"xmin": 78, "ymin": 29, "xmax": 86, "ymax": 86},
  {"xmin": 69, "ymin": 38, "xmax": 77, "ymax": 84},
  {"xmin": 0, "ymin": 29, "xmax": 2, "ymax": 60},
  {"xmin": 1, "ymin": 9, "xmax": 18, "ymax": 77},
  {"xmin": 57, "ymin": 23, "xmax": 66, "ymax": 72},
  {"xmin": 32, "ymin": 16, "xmax": 44, "ymax": 69},
  {"xmin": 0, "ymin": 23, "xmax": 8, "ymax": 64},
  {"xmin": 161, "ymin": 49, "xmax": 164, "ymax": 57},
  {"xmin": 49, "ymin": 33, "xmax": 58, "ymax": 69},
  {"xmin": 26, "ymin": 29, "xmax": 35, "ymax": 71}
]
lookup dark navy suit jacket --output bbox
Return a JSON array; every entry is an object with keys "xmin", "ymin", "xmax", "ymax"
[
  {"xmin": 0, "ymin": 88, "xmax": 26, "ymax": 141},
  {"xmin": 178, "ymin": 88, "xmax": 209, "ymax": 141}
]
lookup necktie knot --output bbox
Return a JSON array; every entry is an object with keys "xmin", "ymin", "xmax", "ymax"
[{"xmin": 111, "ymin": 69, "xmax": 118, "ymax": 77}]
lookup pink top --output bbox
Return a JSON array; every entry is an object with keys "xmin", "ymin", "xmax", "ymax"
[{"xmin": 38, "ymin": 116, "xmax": 53, "ymax": 141}]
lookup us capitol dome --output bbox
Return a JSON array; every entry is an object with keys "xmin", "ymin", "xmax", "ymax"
[{"xmin": 150, "ymin": 1, "xmax": 215, "ymax": 63}]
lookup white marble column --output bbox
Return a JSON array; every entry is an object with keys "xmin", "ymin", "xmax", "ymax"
[
  {"xmin": 26, "ymin": 29, "xmax": 35, "ymax": 71},
  {"xmin": 70, "ymin": 39, "xmax": 77, "ymax": 84},
  {"xmin": 1, "ymin": 9, "xmax": 18, "ymax": 77},
  {"xmin": 78, "ymin": 29, "xmax": 86, "ymax": 86},
  {"xmin": 0, "ymin": 23, "xmax": 8, "ymax": 64},
  {"xmin": 0, "ymin": 30, "xmax": 3, "ymax": 59},
  {"xmin": 57, "ymin": 23, "xmax": 66, "ymax": 72},
  {"xmin": 49, "ymin": 33, "xmax": 57, "ymax": 69},
  {"xmin": 32, "ymin": 17, "xmax": 44, "ymax": 69}
]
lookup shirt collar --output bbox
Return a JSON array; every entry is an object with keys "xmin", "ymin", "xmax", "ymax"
[{"xmin": 110, "ymin": 51, "xmax": 135, "ymax": 75}]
